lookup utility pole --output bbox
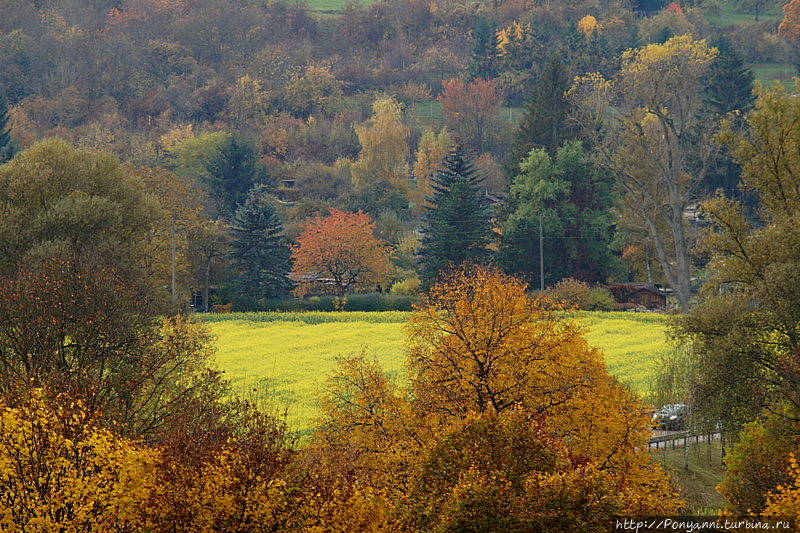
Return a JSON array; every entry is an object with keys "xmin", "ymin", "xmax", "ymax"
[{"xmin": 539, "ymin": 213, "xmax": 544, "ymax": 291}]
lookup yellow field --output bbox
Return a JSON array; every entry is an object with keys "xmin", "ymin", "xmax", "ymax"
[{"xmin": 205, "ymin": 311, "xmax": 673, "ymax": 433}]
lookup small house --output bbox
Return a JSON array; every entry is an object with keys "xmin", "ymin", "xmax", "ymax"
[{"xmin": 607, "ymin": 283, "xmax": 667, "ymax": 310}]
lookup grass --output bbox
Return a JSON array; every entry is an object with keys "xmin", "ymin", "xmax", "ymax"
[
  {"xmin": 306, "ymin": 0, "xmax": 377, "ymax": 12},
  {"xmin": 751, "ymin": 62, "xmax": 797, "ymax": 88},
  {"xmin": 703, "ymin": 0, "xmax": 783, "ymax": 27},
  {"xmin": 410, "ymin": 100, "xmax": 524, "ymax": 129},
  {"xmin": 204, "ymin": 311, "xmax": 674, "ymax": 433},
  {"xmin": 651, "ymin": 435, "xmax": 727, "ymax": 513}
]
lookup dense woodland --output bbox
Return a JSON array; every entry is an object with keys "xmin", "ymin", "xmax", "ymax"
[{"xmin": 3, "ymin": 0, "xmax": 800, "ymax": 529}]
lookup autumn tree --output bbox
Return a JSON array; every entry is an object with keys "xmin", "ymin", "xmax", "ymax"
[
  {"xmin": 779, "ymin": 0, "xmax": 800, "ymax": 67},
  {"xmin": 0, "ymin": 390, "xmax": 157, "ymax": 531},
  {"xmin": 134, "ymin": 164, "xmax": 211, "ymax": 306},
  {"xmin": 571, "ymin": 36, "xmax": 718, "ymax": 311},
  {"xmin": 350, "ymin": 95, "xmax": 410, "ymax": 192},
  {"xmin": 229, "ymin": 185, "xmax": 292, "ymax": 302},
  {"xmin": 418, "ymin": 147, "xmax": 493, "ymax": 286},
  {"xmin": 283, "ymin": 64, "xmax": 343, "ymax": 118},
  {"xmin": 675, "ymin": 82, "xmax": 800, "ymax": 511},
  {"xmin": 308, "ymin": 265, "xmax": 681, "ymax": 531},
  {"xmin": 411, "ymin": 127, "xmax": 453, "ymax": 208},
  {"xmin": 439, "ymin": 77, "xmax": 501, "ymax": 154},
  {"xmin": 290, "ymin": 209, "xmax": 392, "ymax": 297}
]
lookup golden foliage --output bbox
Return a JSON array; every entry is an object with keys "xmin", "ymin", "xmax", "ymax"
[
  {"xmin": 578, "ymin": 15, "xmax": 599, "ymax": 36},
  {"xmin": 779, "ymin": 0, "xmax": 800, "ymax": 45},
  {"xmin": 411, "ymin": 127, "xmax": 452, "ymax": 208},
  {"xmin": 309, "ymin": 265, "xmax": 680, "ymax": 530},
  {"xmin": 351, "ymin": 96, "xmax": 410, "ymax": 191},
  {"xmin": 764, "ymin": 454, "xmax": 800, "ymax": 521},
  {"xmin": 0, "ymin": 390, "xmax": 157, "ymax": 531}
]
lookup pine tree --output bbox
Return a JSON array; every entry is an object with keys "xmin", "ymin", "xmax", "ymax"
[
  {"xmin": 0, "ymin": 93, "xmax": 15, "ymax": 164},
  {"xmin": 505, "ymin": 57, "xmax": 578, "ymax": 176},
  {"xmin": 469, "ymin": 17, "xmax": 498, "ymax": 80},
  {"xmin": 229, "ymin": 185, "xmax": 292, "ymax": 301},
  {"xmin": 418, "ymin": 148, "xmax": 493, "ymax": 286},
  {"xmin": 205, "ymin": 134, "xmax": 260, "ymax": 216},
  {"xmin": 702, "ymin": 39, "xmax": 756, "ymax": 198},
  {"xmin": 705, "ymin": 39, "xmax": 756, "ymax": 117}
]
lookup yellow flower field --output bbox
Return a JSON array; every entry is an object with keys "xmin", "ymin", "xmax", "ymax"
[{"xmin": 204, "ymin": 311, "xmax": 673, "ymax": 434}]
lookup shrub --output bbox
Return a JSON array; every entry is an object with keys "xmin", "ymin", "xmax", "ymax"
[
  {"xmin": 230, "ymin": 293, "xmax": 418, "ymax": 312},
  {"xmin": 546, "ymin": 278, "xmax": 592, "ymax": 310},
  {"xmin": 587, "ymin": 287, "xmax": 616, "ymax": 311},
  {"xmin": 390, "ymin": 276, "xmax": 421, "ymax": 296}
]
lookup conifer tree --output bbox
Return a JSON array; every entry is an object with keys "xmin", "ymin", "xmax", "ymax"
[
  {"xmin": 469, "ymin": 17, "xmax": 498, "ymax": 80},
  {"xmin": 229, "ymin": 185, "xmax": 291, "ymax": 301},
  {"xmin": 705, "ymin": 39, "xmax": 756, "ymax": 117},
  {"xmin": 205, "ymin": 134, "xmax": 260, "ymax": 216},
  {"xmin": 0, "ymin": 93, "xmax": 15, "ymax": 164},
  {"xmin": 702, "ymin": 39, "xmax": 756, "ymax": 197},
  {"xmin": 506, "ymin": 57, "xmax": 578, "ymax": 176},
  {"xmin": 418, "ymin": 148, "xmax": 493, "ymax": 286}
]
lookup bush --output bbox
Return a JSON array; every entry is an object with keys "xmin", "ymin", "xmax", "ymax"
[
  {"xmin": 390, "ymin": 276, "xmax": 421, "ymax": 296},
  {"xmin": 230, "ymin": 292, "xmax": 419, "ymax": 312},
  {"xmin": 546, "ymin": 278, "xmax": 592, "ymax": 310},
  {"xmin": 587, "ymin": 287, "xmax": 616, "ymax": 311}
]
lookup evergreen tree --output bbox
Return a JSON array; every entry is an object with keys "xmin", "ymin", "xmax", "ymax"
[
  {"xmin": 418, "ymin": 148, "xmax": 493, "ymax": 286},
  {"xmin": 702, "ymin": 39, "xmax": 756, "ymax": 198},
  {"xmin": 205, "ymin": 134, "xmax": 261, "ymax": 216},
  {"xmin": 229, "ymin": 185, "xmax": 292, "ymax": 301},
  {"xmin": 499, "ymin": 141, "xmax": 620, "ymax": 287},
  {"xmin": 505, "ymin": 57, "xmax": 578, "ymax": 177},
  {"xmin": 469, "ymin": 17, "xmax": 498, "ymax": 80},
  {"xmin": 0, "ymin": 93, "xmax": 15, "ymax": 164},
  {"xmin": 633, "ymin": 0, "xmax": 666, "ymax": 13},
  {"xmin": 705, "ymin": 38, "xmax": 756, "ymax": 117}
]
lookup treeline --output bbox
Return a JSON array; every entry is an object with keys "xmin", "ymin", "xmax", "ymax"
[{"xmin": 0, "ymin": 0, "xmax": 792, "ymax": 310}]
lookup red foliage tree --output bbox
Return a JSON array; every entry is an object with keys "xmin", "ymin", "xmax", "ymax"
[
  {"xmin": 290, "ymin": 209, "xmax": 392, "ymax": 297},
  {"xmin": 665, "ymin": 2, "xmax": 684, "ymax": 14}
]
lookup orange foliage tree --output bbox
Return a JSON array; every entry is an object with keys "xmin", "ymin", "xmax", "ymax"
[
  {"xmin": 307, "ymin": 265, "xmax": 680, "ymax": 531},
  {"xmin": 779, "ymin": 0, "xmax": 800, "ymax": 45},
  {"xmin": 290, "ymin": 209, "xmax": 392, "ymax": 297},
  {"xmin": 439, "ymin": 78, "xmax": 501, "ymax": 154}
]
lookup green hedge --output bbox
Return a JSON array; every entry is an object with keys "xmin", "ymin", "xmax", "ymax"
[{"xmin": 229, "ymin": 292, "xmax": 419, "ymax": 312}]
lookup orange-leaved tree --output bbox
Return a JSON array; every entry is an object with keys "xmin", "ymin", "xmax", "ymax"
[
  {"xmin": 779, "ymin": 0, "xmax": 800, "ymax": 45},
  {"xmin": 290, "ymin": 209, "xmax": 392, "ymax": 297},
  {"xmin": 439, "ymin": 78, "xmax": 501, "ymax": 154}
]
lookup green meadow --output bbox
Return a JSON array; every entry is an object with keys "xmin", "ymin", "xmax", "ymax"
[
  {"xmin": 307, "ymin": 0, "xmax": 377, "ymax": 12},
  {"xmin": 204, "ymin": 311, "xmax": 674, "ymax": 433}
]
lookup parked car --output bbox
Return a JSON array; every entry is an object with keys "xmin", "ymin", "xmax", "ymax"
[{"xmin": 651, "ymin": 404, "xmax": 688, "ymax": 430}]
